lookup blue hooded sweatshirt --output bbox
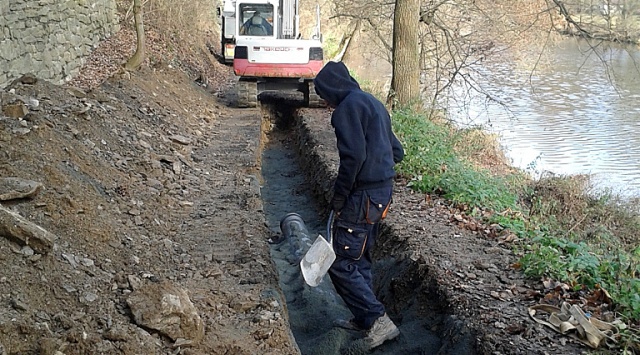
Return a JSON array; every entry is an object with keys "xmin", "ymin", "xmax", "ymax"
[{"xmin": 313, "ymin": 61, "xmax": 404, "ymax": 198}]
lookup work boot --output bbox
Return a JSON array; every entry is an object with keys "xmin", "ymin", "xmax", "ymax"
[
  {"xmin": 333, "ymin": 318, "xmax": 364, "ymax": 331},
  {"xmin": 365, "ymin": 313, "xmax": 400, "ymax": 350}
]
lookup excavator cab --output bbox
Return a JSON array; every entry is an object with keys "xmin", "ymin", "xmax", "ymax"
[{"xmin": 239, "ymin": 6, "xmax": 274, "ymax": 36}]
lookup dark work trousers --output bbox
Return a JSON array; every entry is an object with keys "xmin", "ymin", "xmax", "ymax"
[{"xmin": 328, "ymin": 185, "xmax": 392, "ymax": 330}]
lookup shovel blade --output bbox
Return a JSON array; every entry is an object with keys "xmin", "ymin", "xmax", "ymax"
[{"xmin": 300, "ymin": 234, "xmax": 335, "ymax": 287}]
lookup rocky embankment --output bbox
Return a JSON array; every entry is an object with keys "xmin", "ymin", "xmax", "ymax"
[{"xmin": 0, "ymin": 70, "xmax": 298, "ymax": 354}]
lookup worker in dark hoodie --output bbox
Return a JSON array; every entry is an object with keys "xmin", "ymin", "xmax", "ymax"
[{"xmin": 313, "ymin": 61, "xmax": 404, "ymax": 350}]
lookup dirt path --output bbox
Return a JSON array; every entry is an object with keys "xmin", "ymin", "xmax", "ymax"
[{"xmin": 0, "ymin": 64, "xmax": 595, "ymax": 354}]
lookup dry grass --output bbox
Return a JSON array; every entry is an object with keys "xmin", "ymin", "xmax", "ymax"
[
  {"xmin": 448, "ymin": 126, "xmax": 639, "ymax": 252},
  {"xmin": 454, "ymin": 128, "xmax": 519, "ymax": 177},
  {"xmin": 529, "ymin": 173, "xmax": 640, "ymax": 252},
  {"xmin": 107, "ymin": 0, "xmax": 230, "ymax": 90},
  {"xmin": 71, "ymin": 0, "xmax": 231, "ymax": 91},
  {"xmin": 143, "ymin": 0, "xmax": 218, "ymax": 42}
]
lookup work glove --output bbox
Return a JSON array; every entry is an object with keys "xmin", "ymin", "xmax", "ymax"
[{"xmin": 330, "ymin": 193, "xmax": 346, "ymax": 214}]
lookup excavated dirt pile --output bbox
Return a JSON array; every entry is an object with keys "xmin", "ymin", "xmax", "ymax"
[{"xmin": 0, "ymin": 63, "xmax": 592, "ymax": 354}]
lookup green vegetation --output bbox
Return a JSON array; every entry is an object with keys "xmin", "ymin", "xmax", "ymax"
[
  {"xmin": 321, "ymin": 32, "xmax": 341, "ymax": 61},
  {"xmin": 391, "ymin": 109, "xmax": 640, "ymax": 352},
  {"xmin": 393, "ymin": 110, "xmax": 522, "ymax": 212}
]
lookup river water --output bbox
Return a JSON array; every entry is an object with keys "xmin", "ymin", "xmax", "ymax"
[{"xmin": 446, "ymin": 38, "xmax": 640, "ymax": 198}]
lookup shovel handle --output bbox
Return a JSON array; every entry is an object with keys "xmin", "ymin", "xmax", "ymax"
[{"xmin": 326, "ymin": 210, "xmax": 335, "ymax": 243}]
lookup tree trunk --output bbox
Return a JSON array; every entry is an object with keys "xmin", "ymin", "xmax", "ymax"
[
  {"xmin": 388, "ymin": 0, "xmax": 420, "ymax": 109},
  {"xmin": 125, "ymin": 0, "xmax": 145, "ymax": 70}
]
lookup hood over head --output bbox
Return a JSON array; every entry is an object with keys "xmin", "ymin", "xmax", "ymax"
[{"xmin": 313, "ymin": 61, "xmax": 360, "ymax": 107}]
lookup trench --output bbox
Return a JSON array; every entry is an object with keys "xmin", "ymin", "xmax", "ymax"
[{"xmin": 258, "ymin": 98, "xmax": 475, "ymax": 355}]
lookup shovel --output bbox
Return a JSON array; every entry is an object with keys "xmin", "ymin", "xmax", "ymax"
[{"xmin": 300, "ymin": 210, "xmax": 336, "ymax": 287}]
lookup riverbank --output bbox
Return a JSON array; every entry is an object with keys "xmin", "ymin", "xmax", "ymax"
[
  {"xmin": 559, "ymin": 14, "xmax": 640, "ymax": 45},
  {"xmin": 388, "ymin": 108, "xmax": 640, "ymax": 352}
]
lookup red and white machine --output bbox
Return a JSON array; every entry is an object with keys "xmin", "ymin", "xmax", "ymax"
[{"xmin": 220, "ymin": 0, "xmax": 324, "ymax": 107}]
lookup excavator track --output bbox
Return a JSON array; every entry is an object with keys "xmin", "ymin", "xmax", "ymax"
[
  {"xmin": 237, "ymin": 79, "xmax": 258, "ymax": 108},
  {"xmin": 305, "ymin": 82, "xmax": 323, "ymax": 108}
]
